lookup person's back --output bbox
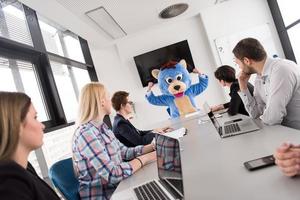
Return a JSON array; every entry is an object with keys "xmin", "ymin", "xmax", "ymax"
[
  {"xmin": 0, "ymin": 161, "xmax": 59, "ymax": 200},
  {"xmin": 225, "ymin": 80, "xmax": 254, "ymax": 116},
  {"xmin": 212, "ymin": 65, "xmax": 253, "ymax": 116}
]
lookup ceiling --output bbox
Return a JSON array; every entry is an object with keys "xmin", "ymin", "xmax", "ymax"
[{"xmin": 53, "ymin": 0, "xmax": 229, "ymax": 41}]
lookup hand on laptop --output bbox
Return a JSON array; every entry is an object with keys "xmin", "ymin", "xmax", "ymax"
[
  {"xmin": 153, "ymin": 127, "xmax": 173, "ymax": 134},
  {"xmin": 211, "ymin": 104, "xmax": 224, "ymax": 112},
  {"xmin": 274, "ymin": 142, "xmax": 300, "ymax": 177}
]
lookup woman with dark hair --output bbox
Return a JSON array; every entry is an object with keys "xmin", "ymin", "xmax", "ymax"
[
  {"xmin": 0, "ymin": 92, "xmax": 60, "ymax": 200},
  {"xmin": 211, "ymin": 65, "xmax": 254, "ymax": 116}
]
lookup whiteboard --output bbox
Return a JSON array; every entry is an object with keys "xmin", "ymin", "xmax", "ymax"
[{"xmin": 214, "ymin": 23, "xmax": 279, "ymax": 84}]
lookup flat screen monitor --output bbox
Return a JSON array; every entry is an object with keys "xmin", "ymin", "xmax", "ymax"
[{"xmin": 134, "ymin": 40, "xmax": 195, "ymax": 87}]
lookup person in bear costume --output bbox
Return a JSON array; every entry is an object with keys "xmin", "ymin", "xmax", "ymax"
[{"xmin": 145, "ymin": 59, "xmax": 208, "ymax": 118}]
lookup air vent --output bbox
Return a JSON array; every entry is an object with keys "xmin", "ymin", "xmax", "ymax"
[{"xmin": 159, "ymin": 3, "xmax": 188, "ymax": 19}]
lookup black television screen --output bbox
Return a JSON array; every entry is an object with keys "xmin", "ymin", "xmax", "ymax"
[{"xmin": 134, "ymin": 40, "xmax": 195, "ymax": 87}]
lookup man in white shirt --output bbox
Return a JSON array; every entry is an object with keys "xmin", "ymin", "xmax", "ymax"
[{"xmin": 233, "ymin": 37, "xmax": 300, "ymax": 130}]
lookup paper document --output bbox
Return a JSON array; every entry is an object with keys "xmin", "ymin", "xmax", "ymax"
[
  {"xmin": 164, "ymin": 127, "xmax": 187, "ymax": 139},
  {"xmin": 184, "ymin": 111, "xmax": 200, "ymax": 118}
]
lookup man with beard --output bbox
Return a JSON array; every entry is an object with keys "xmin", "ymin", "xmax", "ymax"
[{"xmin": 233, "ymin": 38, "xmax": 300, "ymax": 130}]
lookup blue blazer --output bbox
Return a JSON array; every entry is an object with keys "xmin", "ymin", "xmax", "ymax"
[{"xmin": 112, "ymin": 114, "xmax": 155, "ymax": 147}]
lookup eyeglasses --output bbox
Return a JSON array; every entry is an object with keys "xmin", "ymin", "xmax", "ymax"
[{"xmin": 127, "ymin": 101, "xmax": 134, "ymax": 105}]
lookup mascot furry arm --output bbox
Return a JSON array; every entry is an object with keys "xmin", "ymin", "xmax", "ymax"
[{"xmin": 145, "ymin": 60, "xmax": 208, "ymax": 118}]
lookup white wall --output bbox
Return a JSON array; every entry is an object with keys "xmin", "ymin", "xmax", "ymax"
[
  {"xmin": 19, "ymin": 0, "xmax": 111, "ymax": 49},
  {"xmin": 91, "ymin": 0, "xmax": 285, "ymax": 129},
  {"xmin": 91, "ymin": 15, "xmax": 224, "ymax": 128},
  {"xmin": 200, "ymin": 0, "xmax": 284, "ymax": 101},
  {"xmin": 201, "ymin": 0, "xmax": 284, "ymax": 68}
]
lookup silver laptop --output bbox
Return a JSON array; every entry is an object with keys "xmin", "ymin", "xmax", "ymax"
[
  {"xmin": 112, "ymin": 134, "xmax": 184, "ymax": 200},
  {"xmin": 203, "ymin": 102, "xmax": 260, "ymax": 138}
]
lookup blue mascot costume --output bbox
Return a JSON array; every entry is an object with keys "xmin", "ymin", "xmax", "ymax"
[{"xmin": 145, "ymin": 59, "xmax": 208, "ymax": 118}]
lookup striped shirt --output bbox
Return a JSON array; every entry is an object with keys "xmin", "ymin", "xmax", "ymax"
[{"xmin": 72, "ymin": 120, "xmax": 143, "ymax": 200}]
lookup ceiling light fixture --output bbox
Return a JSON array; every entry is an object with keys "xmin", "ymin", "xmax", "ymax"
[{"xmin": 85, "ymin": 6, "xmax": 127, "ymax": 39}]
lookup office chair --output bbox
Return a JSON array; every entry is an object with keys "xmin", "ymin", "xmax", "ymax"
[
  {"xmin": 166, "ymin": 107, "xmax": 171, "ymax": 116},
  {"xmin": 49, "ymin": 158, "xmax": 80, "ymax": 200}
]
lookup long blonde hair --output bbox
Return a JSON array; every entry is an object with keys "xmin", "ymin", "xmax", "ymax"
[
  {"xmin": 77, "ymin": 82, "xmax": 106, "ymax": 125},
  {"xmin": 0, "ymin": 92, "xmax": 31, "ymax": 161}
]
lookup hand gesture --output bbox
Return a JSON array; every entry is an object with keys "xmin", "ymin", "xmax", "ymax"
[
  {"xmin": 192, "ymin": 68, "xmax": 202, "ymax": 74},
  {"xmin": 237, "ymin": 71, "xmax": 251, "ymax": 91},
  {"xmin": 274, "ymin": 142, "xmax": 300, "ymax": 177},
  {"xmin": 147, "ymin": 82, "xmax": 154, "ymax": 92}
]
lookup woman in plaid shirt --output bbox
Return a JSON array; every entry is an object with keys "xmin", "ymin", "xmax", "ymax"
[{"xmin": 72, "ymin": 82, "xmax": 156, "ymax": 200}]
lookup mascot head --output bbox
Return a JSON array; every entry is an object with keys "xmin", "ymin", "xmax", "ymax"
[{"xmin": 152, "ymin": 59, "xmax": 191, "ymax": 97}]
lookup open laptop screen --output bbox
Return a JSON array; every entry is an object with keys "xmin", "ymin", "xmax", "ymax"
[
  {"xmin": 155, "ymin": 134, "xmax": 184, "ymax": 197},
  {"xmin": 203, "ymin": 102, "xmax": 221, "ymax": 131},
  {"xmin": 208, "ymin": 111, "xmax": 221, "ymax": 130}
]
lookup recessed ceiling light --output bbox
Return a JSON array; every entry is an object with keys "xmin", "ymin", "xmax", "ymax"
[{"xmin": 85, "ymin": 6, "xmax": 127, "ymax": 39}]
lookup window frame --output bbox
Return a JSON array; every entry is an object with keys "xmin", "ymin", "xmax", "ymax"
[
  {"xmin": 0, "ymin": 3, "xmax": 98, "ymax": 132},
  {"xmin": 268, "ymin": 0, "xmax": 299, "ymax": 63}
]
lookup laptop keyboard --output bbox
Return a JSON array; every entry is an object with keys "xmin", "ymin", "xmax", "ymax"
[
  {"xmin": 134, "ymin": 180, "xmax": 171, "ymax": 200},
  {"xmin": 224, "ymin": 123, "xmax": 241, "ymax": 134}
]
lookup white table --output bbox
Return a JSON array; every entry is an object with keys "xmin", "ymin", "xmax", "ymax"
[{"xmin": 112, "ymin": 113, "xmax": 300, "ymax": 200}]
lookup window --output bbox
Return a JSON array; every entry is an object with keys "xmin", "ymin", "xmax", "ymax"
[
  {"xmin": 0, "ymin": 57, "xmax": 16, "ymax": 91},
  {"xmin": 0, "ymin": 1, "xmax": 33, "ymax": 46},
  {"xmin": 287, "ymin": 24, "xmax": 300, "ymax": 63},
  {"xmin": 268, "ymin": 0, "xmax": 300, "ymax": 63},
  {"xmin": 277, "ymin": 0, "xmax": 300, "ymax": 27},
  {"xmin": 38, "ymin": 16, "xmax": 85, "ymax": 63},
  {"xmin": 0, "ymin": 56, "xmax": 49, "ymax": 121},
  {"xmin": 0, "ymin": 0, "xmax": 97, "ymax": 130},
  {"xmin": 50, "ymin": 61, "xmax": 79, "ymax": 122},
  {"xmin": 17, "ymin": 60, "xmax": 49, "ymax": 121},
  {"xmin": 50, "ymin": 60, "xmax": 91, "ymax": 122},
  {"xmin": 38, "ymin": 18, "xmax": 64, "ymax": 56},
  {"xmin": 73, "ymin": 67, "xmax": 91, "ymax": 92},
  {"xmin": 63, "ymin": 33, "xmax": 85, "ymax": 63},
  {"xmin": 28, "ymin": 151, "xmax": 43, "ymax": 177}
]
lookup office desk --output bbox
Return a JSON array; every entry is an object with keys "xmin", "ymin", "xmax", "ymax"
[{"xmin": 112, "ymin": 113, "xmax": 300, "ymax": 200}]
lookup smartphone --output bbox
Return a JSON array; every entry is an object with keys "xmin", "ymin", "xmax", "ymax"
[{"xmin": 244, "ymin": 155, "xmax": 275, "ymax": 171}]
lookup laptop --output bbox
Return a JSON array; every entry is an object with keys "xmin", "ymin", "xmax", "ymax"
[
  {"xmin": 203, "ymin": 102, "xmax": 260, "ymax": 138},
  {"xmin": 112, "ymin": 134, "xmax": 184, "ymax": 200}
]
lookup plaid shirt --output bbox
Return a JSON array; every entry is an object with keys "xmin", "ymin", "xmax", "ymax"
[{"xmin": 72, "ymin": 120, "xmax": 143, "ymax": 200}]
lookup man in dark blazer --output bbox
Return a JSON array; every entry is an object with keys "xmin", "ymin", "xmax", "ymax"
[{"xmin": 111, "ymin": 91, "xmax": 168, "ymax": 147}]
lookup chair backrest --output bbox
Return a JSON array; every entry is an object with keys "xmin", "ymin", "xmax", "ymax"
[
  {"xmin": 166, "ymin": 107, "xmax": 171, "ymax": 116},
  {"xmin": 49, "ymin": 158, "xmax": 80, "ymax": 200}
]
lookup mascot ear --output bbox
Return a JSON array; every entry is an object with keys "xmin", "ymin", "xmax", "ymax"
[
  {"xmin": 151, "ymin": 69, "xmax": 160, "ymax": 79},
  {"xmin": 179, "ymin": 59, "xmax": 187, "ymax": 69}
]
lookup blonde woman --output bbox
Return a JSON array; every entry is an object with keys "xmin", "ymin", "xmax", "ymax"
[
  {"xmin": 72, "ymin": 82, "xmax": 156, "ymax": 200},
  {"xmin": 0, "ymin": 92, "xmax": 60, "ymax": 200}
]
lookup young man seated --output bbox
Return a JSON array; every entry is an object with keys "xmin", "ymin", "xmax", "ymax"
[{"xmin": 111, "ymin": 91, "xmax": 168, "ymax": 147}]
